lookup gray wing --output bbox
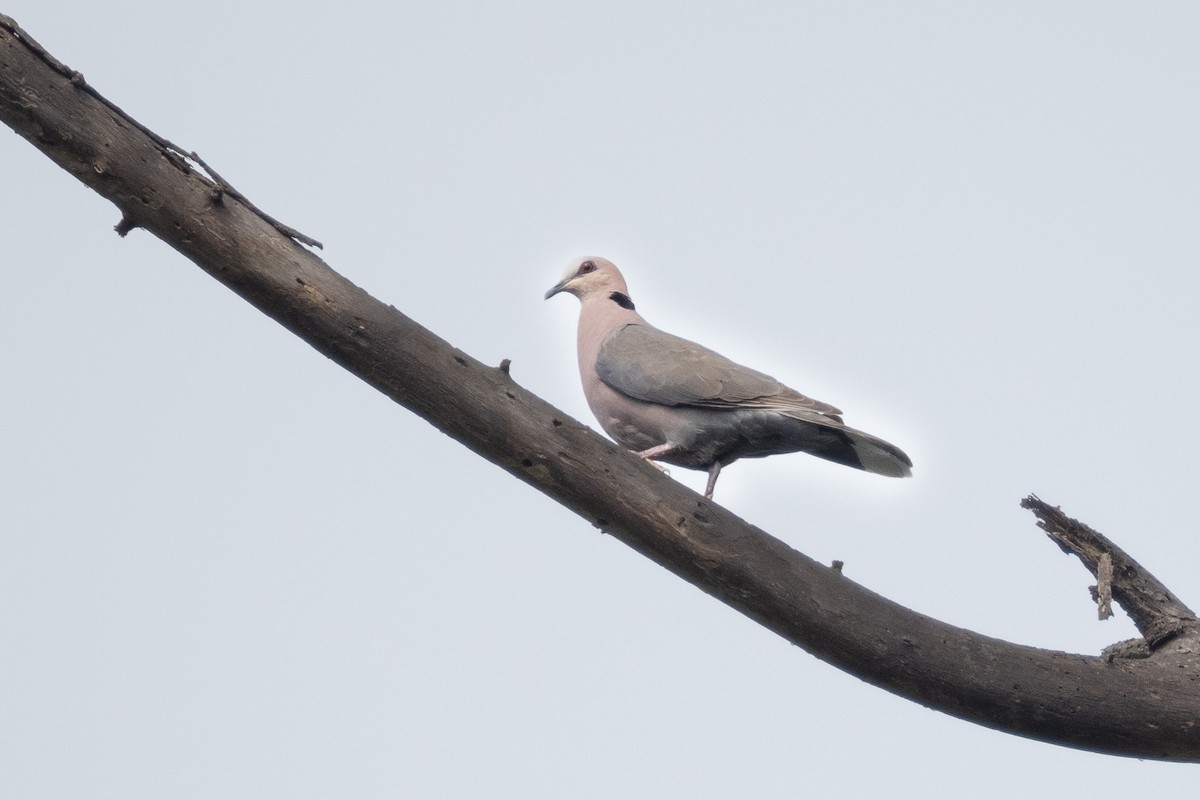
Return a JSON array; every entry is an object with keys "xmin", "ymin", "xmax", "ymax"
[{"xmin": 596, "ymin": 323, "xmax": 843, "ymax": 417}]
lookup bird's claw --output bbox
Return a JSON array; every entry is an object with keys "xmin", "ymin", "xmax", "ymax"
[{"xmin": 640, "ymin": 457, "xmax": 670, "ymax": 476}]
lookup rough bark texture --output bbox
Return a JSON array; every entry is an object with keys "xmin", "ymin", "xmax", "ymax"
[
  {"xmin": 3, "ymin": 17, "xmax": 1199, "ymax": 761},
  {"xmin": 1023, "ymin": 496, "xmax": 1196, "ymax": 643}
]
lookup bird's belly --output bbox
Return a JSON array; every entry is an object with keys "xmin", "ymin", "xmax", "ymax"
[
  {"xmin": 593, "ymin": 396, "xmax": 677, "ymax": 454},
  {"xmin": 589, "ymin": 391, "xmax": 771, "ymax": 470}
]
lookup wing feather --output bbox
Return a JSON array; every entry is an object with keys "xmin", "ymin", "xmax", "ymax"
[{"xmin": 596, "ymin": 323, "xmax": 842, "ymax": 418}]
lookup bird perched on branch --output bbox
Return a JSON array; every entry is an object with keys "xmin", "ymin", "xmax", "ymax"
[{"xmin": 545, "ymin": 256, "xmax": 912, "ymax": 499}]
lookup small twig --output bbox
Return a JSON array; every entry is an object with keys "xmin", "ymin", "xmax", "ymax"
[
  {"xmin": 113, "ymin": 215, "xmax": 137, "ymax": 237},
  {"xmin": 1022, "ymin": 495, "xmax": 1196, "ymax": 648},
  {"xmin": 1095, "ymin": 553, "xmax": 1114, "ymax": 620},
  {"xmin": 184, "ymin": 150, "xmax": 323, "ymax": 249},
  {"xmin": 0, "ymin": 14, "xmax": 323, "ymax": 250}
]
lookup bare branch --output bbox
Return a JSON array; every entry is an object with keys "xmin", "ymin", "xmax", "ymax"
[
  {"xmin": 4, "ymin": 19, "xmax": 1200, "ymax": 761},
  {"xmin": 1022, "ymin": 495, "xmax": 1197, "ymax": 646},
  {"xmin": 0, "ymin": 14, "xmax": 322, "ymax": 249}
]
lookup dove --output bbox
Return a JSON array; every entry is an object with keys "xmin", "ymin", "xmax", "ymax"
[{"xmin": 545, "ymin": 256, "xmax": 912, "ymax": 499}]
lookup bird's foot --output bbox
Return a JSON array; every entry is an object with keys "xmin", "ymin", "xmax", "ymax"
[{"xmin": 634, "ymin": 444, "xmax": 674, "ymax": 475}]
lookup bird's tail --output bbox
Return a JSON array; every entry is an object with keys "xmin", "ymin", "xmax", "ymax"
[
  {"xmin": 837, "ymin": 425, "xmax": 913, "ymax": 477},
  {"xmin": 784, "ymin": 412, "xmax": 913, "ymax": 478}
]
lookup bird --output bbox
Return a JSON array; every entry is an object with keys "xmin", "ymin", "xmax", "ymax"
[{"xmin": 545, "ymin": 256, "xmax": 912, "ymax": 499}]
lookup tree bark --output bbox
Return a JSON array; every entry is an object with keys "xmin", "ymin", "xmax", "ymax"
[{"xmin": 3, "ymin": 16, "xmax": 1198, "ymax": 761}]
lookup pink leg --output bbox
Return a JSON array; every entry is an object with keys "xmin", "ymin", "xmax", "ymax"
[
  {"xmin": 635, "ymin": 443, "xmax": 675, "ymax": 473},
  {"xmin": 703, "ymin": 462, "xmax": 722, "ymax": 500}
]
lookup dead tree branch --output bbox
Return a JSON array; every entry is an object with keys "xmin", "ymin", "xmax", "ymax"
[
  {"xmin": 0, "ymin": 14, "xmax": 322, "ymax": 249},
  {"xmin": 3, "ymin": 18, "xmax": 1200, "ymax": 761},
  {"xmin": 1022, "ymin": 495, "xmax": 1197, "ymax": 645}
]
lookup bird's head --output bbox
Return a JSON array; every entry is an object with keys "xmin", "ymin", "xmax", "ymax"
[{"xmin": 544, "ymin": 256, "xmax": 630, "ymax": 302}]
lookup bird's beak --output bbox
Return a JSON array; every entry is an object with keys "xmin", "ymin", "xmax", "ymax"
[{"xmin": 544, "ymin": 279, "xmax": 569, "ymax": 300}]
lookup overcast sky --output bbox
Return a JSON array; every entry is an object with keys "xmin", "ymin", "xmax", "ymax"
[{"xmin": 4, "ymin": 2, "xmax": 1199, "ymax": 797}]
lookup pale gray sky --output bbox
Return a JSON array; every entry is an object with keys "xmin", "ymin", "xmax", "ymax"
[{"xmin": 3, "ymin": 2, "xmax": 1199, "ymax": 797}]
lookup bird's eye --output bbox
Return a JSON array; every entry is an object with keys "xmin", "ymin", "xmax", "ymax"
[{"xmin": 579, "ymin": 260, "xmax": 597, "ymax": 274}]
